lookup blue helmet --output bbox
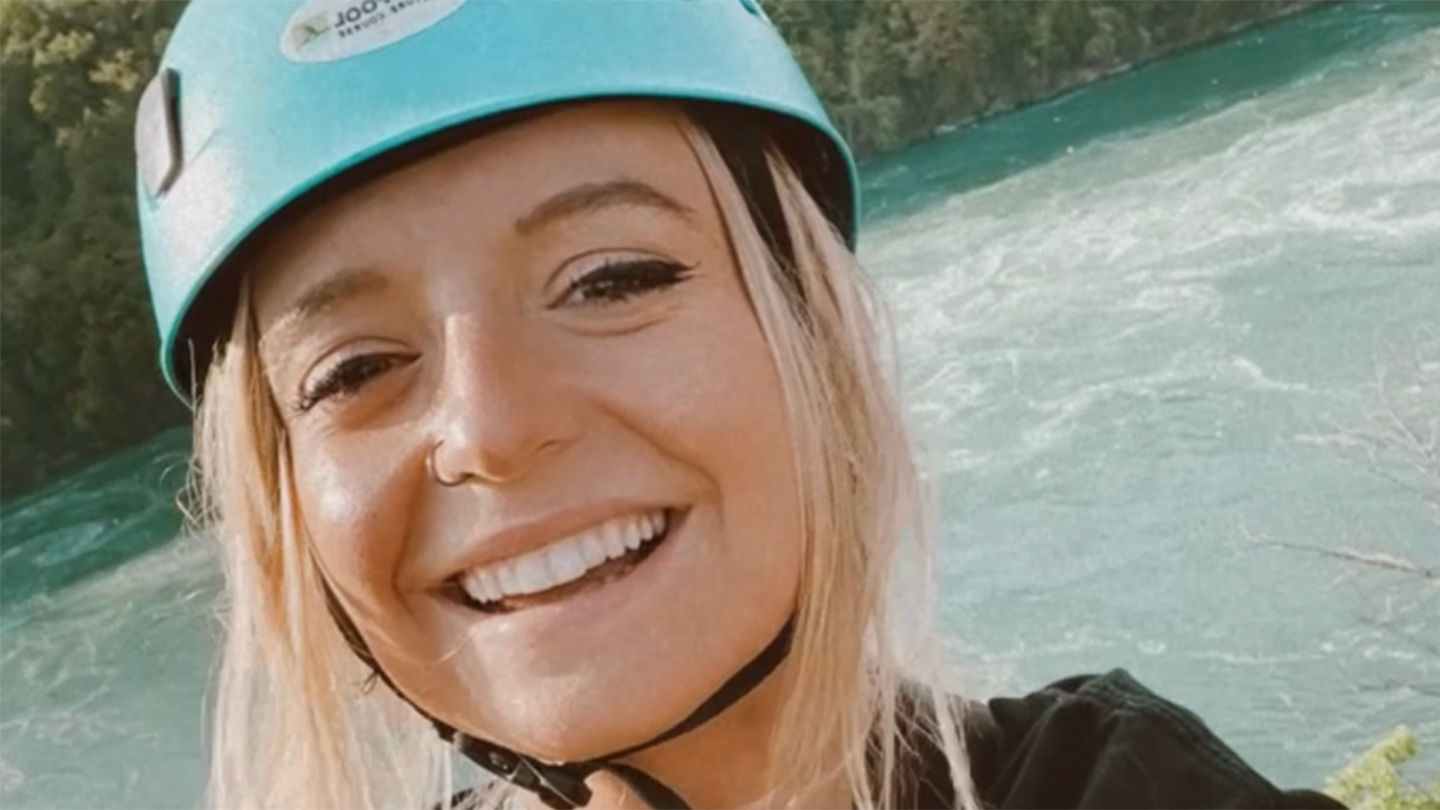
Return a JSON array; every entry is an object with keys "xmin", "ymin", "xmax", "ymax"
[{"xmin": 135, "ymin": 0, "xmax": 858, "ymax": 400}]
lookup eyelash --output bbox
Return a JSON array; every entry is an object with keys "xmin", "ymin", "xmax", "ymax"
[
  {"xmin": 553, "ymin": 257, "xmax": 695, "ymax": 308},
  {"xmin": 294, "ymin": 259, "xmax": 692, "ymax": 412},
  {"xmin": 295, "ymin": 353, "xmax": 410, "ymax": 413}
]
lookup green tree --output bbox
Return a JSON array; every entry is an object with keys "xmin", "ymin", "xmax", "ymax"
[
  {"xmin": 1, "ymin": 0, "xmax": 188, "ymax": 497},
  {"xmin": 1327, "ymin": 727, "xmax": 1440, "ymax": 810}
]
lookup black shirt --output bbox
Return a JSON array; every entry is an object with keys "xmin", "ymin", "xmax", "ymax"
[{"xmin": 901, "ymin": 668, "xmax": 1346, "ymax": 809}]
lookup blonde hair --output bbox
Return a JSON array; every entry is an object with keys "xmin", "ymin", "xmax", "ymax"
[{"xmin": 193, "ymin": 113, "xmax": 979, "ymax": 810}]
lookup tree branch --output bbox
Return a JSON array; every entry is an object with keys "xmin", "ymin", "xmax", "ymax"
[{"xmin": 1252, "ymin": 538, "xmax": 1439, "ymax": 580}]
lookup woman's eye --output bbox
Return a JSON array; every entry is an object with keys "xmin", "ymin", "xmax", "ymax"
[
  {"xmin": 553, "ymin": 258, "xmax": 695, "ymax": 308},
  {"xmin": 296, "ymin": 353, "xmax": 412, "ymax": 413}
]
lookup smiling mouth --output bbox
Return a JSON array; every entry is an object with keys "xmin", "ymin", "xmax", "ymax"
[{"xmin": 445, "ymin": 508, "xmax": 682, "ymax": 615}]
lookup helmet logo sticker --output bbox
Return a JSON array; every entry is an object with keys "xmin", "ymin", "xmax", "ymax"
[{"xmin": 280, "ymin": 0, "xmax": 466, "ymax": 64}]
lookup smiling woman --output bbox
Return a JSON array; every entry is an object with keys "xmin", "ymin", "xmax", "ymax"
[
  {"xmin": 134, "ymin": 2, "xmax": 1346, "ymax": 810},
  {"xmin": 246, "ymin": 100, "xmax": 815, "ymax": 783}
]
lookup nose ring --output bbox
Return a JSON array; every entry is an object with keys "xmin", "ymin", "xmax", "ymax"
[{"xmin": 426, "ymin": 441, "xmax": 470, "ymax": 488}]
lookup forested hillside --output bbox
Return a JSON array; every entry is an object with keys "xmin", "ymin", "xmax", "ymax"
[
  {"xmin": 1, "ymin": 1, "xmax": 188, "ymax": 498},
  {"xmin": 0, "ymin": 0, "xmax": 1318, "ymax": 498},
  {"xmin": 765, "ymin": 0, "xmax": 1317, "ymax": 153}
]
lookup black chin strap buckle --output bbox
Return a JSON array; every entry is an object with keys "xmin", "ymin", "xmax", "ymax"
[{"xmin": 451, "ymin": 730, "xmax": 594, "ymax": 809}]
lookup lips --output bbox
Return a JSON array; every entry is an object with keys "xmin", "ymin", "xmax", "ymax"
[{"xmin": 447, "ymin": 508, "xmax": 678, "ymax": 614}]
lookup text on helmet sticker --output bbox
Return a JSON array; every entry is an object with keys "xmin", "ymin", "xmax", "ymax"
[{"xmin": 281, "ymin": 0, "xmax": 466, "ymax": 64}]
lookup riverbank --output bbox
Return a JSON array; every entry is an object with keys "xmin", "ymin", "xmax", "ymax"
[
  {"xmin": 919, "ymin": 2, "xmax": 1327, "ymax": 143},
  {"xmin": 766, "ymin": 0, "xmax": 1325, "ymax": 157}
]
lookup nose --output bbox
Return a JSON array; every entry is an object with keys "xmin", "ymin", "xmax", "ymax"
[{"xmin": 427, "ymin": 313, "xmax": 577, "ymax": 486}]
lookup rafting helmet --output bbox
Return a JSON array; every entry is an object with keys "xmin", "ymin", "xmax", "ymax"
[
  {"xmin": 135, "ymin": 0, "xmax": 858, "ymax": 402},
  {"xmin": 135, "ymin": 1, "xmax": 858, "ymax": 806}
]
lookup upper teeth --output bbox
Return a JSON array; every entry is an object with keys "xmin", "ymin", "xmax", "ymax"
[{"xmin": 460, "ymin": 510, "xmax": 668, "ymax": 604}]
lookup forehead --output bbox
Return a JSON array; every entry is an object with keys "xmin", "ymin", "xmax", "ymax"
[{"xmin": 247, "ymin": 100, "xmax": 714, "ymax": 285}]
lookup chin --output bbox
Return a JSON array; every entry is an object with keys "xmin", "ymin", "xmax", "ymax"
[{"xmin": 451, "ymin": 667, "xmax": 703, "ymax": 763}]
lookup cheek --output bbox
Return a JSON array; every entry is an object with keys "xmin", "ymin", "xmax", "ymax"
[
  {"xmin": 585, "ymin": 294, "xmax": 804, "ymax": 591},
  {"xmin": 607, "ymin": 304, "xmax": 793, "ymax": 480},
  {"xmin": 680, "ymin": 308, "xmax": 806, "ymax": 644},
  {"xmin": 291, "ymin": 433, "xmax": 420, "ymax": 626}
]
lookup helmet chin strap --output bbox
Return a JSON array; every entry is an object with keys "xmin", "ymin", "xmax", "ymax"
[{"xmin": 321, "ymin": 582, "xmax": 794, "ymax": 809}]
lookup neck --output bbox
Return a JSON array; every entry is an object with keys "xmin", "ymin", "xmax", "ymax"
[{"xmin": 574, "ymin": 660, "xmax": 849, "ymax": 810}]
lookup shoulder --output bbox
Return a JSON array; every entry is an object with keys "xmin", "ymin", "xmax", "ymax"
[{"xmin": 959, "ymin": 669, "xmax": 1345, "ymax": 809}]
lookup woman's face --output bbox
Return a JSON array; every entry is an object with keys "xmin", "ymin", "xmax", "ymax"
[{"xmin": 251, "ymin": 102, "xmax": 803, "ymax": 760}]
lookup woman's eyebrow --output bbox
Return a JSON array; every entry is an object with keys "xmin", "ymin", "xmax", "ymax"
[
  {"xmin": 514, "ymin": 179, "xmax": 694, "ymax": 235},
  {"xmin": 263, "ymin": 266, "xmax": 389, "ymax": 348}
]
